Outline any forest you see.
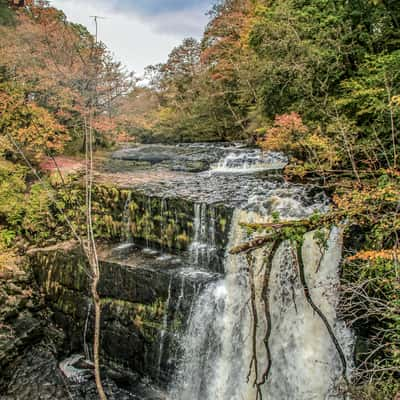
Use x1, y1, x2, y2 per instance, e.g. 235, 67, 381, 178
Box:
0, 0, 399, 399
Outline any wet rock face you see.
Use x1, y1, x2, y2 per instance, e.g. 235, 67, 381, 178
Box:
2, 344, 70, 400
2, 342, 155, 400
29, 247, 216, 385
0, 311, 43, 380
0, 263, 46, 392
92, 186, 233, 266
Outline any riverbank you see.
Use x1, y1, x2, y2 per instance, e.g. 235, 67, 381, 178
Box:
0, 143, 398, 399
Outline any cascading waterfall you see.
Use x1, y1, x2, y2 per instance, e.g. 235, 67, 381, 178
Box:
211, 150, 287, 173
40, 144, 357, 400
145, 197, 152, 248
122, 191, 132, 242
158, 277, 173, 378
169, 210, 255, 400
175, 274, 186, 320
169, 207, 353, 400
189, 203, 217, 267
160, 197, 167, 250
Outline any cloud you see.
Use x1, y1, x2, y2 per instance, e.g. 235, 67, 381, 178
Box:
50, 0, 212, 75
146, 8, 209, 35
54, 0, 212, 35
111, 0, 212, 16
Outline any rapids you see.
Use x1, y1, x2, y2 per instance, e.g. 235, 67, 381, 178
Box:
168, 210, 353, 400
38, 143, 353, 400
113, 144, 354, 399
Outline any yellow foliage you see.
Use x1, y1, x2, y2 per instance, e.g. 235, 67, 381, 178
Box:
0, 83, 68, 161
259, 112, 308, 156
347, 249, 400, 262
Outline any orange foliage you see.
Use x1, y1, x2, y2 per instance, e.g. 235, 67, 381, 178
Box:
259, 112, 308, 155
0, 84, 68, 160
201, 0, 255, 79
91, 115, 117, 136
0, 3, 134, 151
347, 249, 400, 262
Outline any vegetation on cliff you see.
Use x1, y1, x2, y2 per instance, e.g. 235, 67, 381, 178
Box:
0, 0, 398, 398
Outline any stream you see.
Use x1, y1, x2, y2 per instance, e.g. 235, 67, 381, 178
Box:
27, 144, 354, 399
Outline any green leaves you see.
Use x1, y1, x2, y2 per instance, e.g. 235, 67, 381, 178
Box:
0, 0, 14, 26
0, 159, 26, 230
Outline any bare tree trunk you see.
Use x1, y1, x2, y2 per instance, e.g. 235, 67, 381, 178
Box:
85, 111, 108, 400
91, 267, 107, 400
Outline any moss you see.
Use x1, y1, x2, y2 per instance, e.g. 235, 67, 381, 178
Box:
219, 218, 227, 232
164, 223, 176, 248
25, 179, 231, 252
153, 214, 164, 222
169, 317, 183, 332
176, 232, 189, 250
120, 190, 131, 201
101, 297, 166, 340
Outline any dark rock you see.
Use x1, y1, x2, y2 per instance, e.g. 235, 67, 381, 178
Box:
0, 311, 43, 371
28, 245, 218, 385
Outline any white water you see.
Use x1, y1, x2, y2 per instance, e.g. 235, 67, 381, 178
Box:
122, 191, 133, 243
211, 150, 287, 173
158, 277, 172, 378
59, 354, 92, 383
169, 208, 353, 400
189, 203, 217, 267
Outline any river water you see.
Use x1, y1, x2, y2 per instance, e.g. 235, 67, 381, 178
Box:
61, 144, 354, 399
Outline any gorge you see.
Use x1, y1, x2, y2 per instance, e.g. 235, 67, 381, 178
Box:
2, 144, 355, 400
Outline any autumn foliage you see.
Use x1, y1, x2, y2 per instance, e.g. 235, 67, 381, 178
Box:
0, 2, 134, 160
259, 112, 308, 156
0, 83, 68, 160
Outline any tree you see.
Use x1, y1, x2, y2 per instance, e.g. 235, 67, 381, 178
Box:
0, 82, 68, 161
0, 2, 134, 153
0, 0, 14, 25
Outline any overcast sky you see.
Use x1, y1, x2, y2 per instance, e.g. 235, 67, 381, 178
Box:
51, 0, 213, 78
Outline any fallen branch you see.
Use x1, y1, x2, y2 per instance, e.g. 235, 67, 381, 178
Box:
257, 241, 281, 391
294, 243, 349, 385
230, 234, 278, 254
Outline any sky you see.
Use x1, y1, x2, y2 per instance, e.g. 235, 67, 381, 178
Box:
51, 0, 213, 79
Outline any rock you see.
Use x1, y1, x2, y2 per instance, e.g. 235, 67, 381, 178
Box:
1, 344, 69, 400
0, 312, 43, 372
28, 245, 217, 385
5, 283, 23, 295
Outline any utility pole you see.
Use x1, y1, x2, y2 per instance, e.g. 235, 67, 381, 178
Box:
90, 15, 105, 44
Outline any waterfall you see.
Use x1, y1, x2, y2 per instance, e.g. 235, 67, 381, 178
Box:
160, 197, 167, 250
211, 150, 287, 173
189, 203, 217, 268
118, 191, 133, 248
158, 277, 173, 378
169, 209, 353, 400
169, 210, 254, 400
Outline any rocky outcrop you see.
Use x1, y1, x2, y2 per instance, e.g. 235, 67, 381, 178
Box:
28, 245, 214, 385
0, 263, 49, 395
89, 186, 232, 272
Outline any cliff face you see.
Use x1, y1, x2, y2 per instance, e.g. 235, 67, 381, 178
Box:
0, 178, 234, 398
27, 244, 216, 387
0, 260, 55, 396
